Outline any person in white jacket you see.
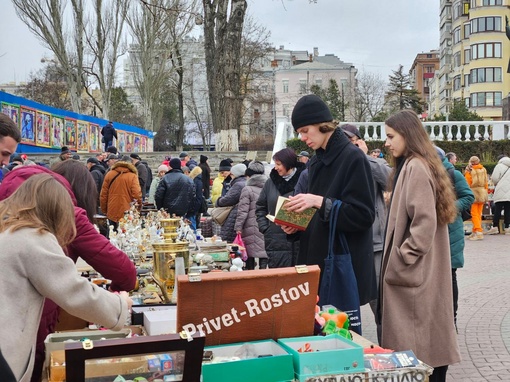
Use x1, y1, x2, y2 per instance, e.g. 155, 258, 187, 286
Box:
0, 174, 132, 381
487, 155, 510, 235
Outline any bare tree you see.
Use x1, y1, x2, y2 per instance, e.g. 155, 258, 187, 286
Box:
350, 70, 387, 122
239, 16, 273, 143
126, 0, 174, 132
13, 0, 86, 113
203, 0, 247, 151
83, 0, 130, 120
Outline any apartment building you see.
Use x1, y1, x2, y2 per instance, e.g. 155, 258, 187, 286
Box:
433, 0, 510, 120
410, 50, 440, 112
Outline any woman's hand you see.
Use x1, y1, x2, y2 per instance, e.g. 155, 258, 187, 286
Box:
279, 224, 298, 235
286, 193, 323, 212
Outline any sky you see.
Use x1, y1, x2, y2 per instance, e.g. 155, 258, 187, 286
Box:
0, 0, 439, 85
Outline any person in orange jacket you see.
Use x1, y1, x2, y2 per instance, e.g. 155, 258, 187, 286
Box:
464, 156, 488, 240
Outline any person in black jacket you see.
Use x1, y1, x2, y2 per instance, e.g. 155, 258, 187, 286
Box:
130, 153, 149, 200
199, 154, 211, 200
86, 157, 105, 199
282, 94, 377, 308
255, 148, 306, 268
101, 121, 117, 152
155, 158, 195, 217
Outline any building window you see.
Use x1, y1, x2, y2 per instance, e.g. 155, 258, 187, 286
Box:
470, 91, 502, 107
454, 52, 462, 67
464, 49, 470, 64
425, 65, 435, 73
471, 42, 502, 59
261, 85, 268, 93
470, 67, 502, 83
464, 74, 470, 87
454, 76, 462, 91
261, 103, 268, 112
453, 27, 461, 44
463, 23, 470, 39
470, 17, 501, 33
282, 80, 289, 93
483, 0, 502, 5
315, 79, 323, 88
282, 104, 290, 117
299, 80, 307, 94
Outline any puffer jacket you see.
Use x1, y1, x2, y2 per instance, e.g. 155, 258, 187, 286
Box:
465, 164, 488, 203
100, 161, 142, 222
216, 176, 247, 243
0, 165, 137, 382
211, 174, 225, 204
443, 158, 475, 269
492, 156, 510, 203
256, 164, 306, 268
155, 169, 195, 217
234, 174, 268, 259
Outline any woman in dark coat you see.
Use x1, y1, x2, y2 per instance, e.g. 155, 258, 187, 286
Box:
235, 161, 268, 269
282, 95, 377, 307
199, 155, 211, 200
216, 164, 247, 243
255, 148, 306, 268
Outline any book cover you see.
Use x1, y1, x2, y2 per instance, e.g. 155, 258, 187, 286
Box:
266, 196, 317, 231
364, 350, 420, 371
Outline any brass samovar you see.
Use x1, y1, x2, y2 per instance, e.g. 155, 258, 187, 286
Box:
152, 218, 190, 294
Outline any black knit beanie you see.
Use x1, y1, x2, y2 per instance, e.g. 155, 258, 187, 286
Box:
291, 94, 333, 131
218, 159, 232, 172
200, 154, 208, 164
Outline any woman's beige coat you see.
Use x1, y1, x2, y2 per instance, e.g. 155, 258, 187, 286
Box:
380, 157, 461, 368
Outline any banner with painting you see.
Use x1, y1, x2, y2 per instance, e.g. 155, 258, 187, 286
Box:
35, 111, 51, 147
51, 116, 64, 149
65, 118, 77, 150
1, 103, 20, 127
117, 131, 126, 152
20, 107, 36, 145
89, 123, 100, 152
77, 121, 89, 151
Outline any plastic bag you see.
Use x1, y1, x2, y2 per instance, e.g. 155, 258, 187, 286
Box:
233, 233, 248, 261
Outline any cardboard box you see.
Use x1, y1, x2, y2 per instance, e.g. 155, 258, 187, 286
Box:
278, 334, 364, 381
131, 303, 175, 325
202, 340, 294, 382
177, 265, 320, 346
143, 306, 177, 335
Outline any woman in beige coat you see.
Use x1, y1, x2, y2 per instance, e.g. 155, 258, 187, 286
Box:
381, 110, 460, 382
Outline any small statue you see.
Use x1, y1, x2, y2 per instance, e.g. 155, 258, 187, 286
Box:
230, 257, 244, 272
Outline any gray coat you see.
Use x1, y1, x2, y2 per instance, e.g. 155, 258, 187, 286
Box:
367, 156, 391, 252
234, 174, 268, 259
216, 176, 247, 243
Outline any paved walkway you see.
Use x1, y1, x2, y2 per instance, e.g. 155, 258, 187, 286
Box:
360, 233, 510, 381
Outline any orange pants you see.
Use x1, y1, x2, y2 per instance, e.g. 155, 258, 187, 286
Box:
471, 202, 484, 233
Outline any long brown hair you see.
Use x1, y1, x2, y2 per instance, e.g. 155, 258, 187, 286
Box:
52, 160, 98, 222
0, 174, 76, 247
385, 110, 457, 225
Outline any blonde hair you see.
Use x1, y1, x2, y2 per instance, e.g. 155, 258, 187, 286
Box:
189, 165, 202, 180
385, 110, 457, 225
0, 174, 76, 247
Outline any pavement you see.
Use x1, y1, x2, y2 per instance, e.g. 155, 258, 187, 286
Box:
360, 232, 510, 381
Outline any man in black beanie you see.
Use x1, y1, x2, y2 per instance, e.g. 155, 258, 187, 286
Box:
155, 157, 195, 217
281, 94, 377, 324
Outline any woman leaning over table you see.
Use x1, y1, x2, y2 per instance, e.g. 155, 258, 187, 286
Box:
381, 110, 460, 382
0, 174, 131, 382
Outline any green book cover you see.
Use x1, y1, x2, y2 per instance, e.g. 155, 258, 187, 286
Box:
266, 196, 317, 231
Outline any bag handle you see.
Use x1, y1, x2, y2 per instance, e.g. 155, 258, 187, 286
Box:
328, 199, 349, 256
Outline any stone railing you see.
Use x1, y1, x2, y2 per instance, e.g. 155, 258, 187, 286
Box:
350, 121, 510, 141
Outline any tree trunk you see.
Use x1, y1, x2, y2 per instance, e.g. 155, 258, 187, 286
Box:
203, 0, 247, 151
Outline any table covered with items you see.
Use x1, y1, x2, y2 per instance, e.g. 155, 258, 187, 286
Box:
44, 207, 433, 382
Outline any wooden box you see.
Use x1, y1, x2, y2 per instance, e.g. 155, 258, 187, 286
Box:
177, 265, 320, 346
63, 333, 205, 382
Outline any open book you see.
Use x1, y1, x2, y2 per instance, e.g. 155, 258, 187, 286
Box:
266, 196, 317, 231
